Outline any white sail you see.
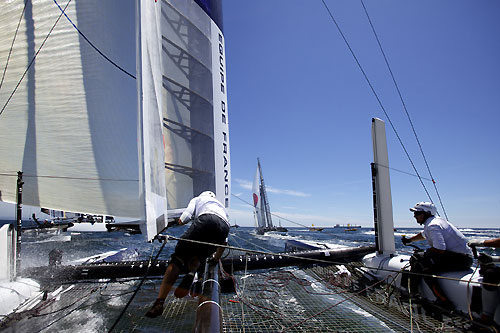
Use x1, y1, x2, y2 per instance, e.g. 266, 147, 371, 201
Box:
252, 165, 265, 229
138, 0, 168, 239
161, 0, 231, 212
0, 0, 167, 240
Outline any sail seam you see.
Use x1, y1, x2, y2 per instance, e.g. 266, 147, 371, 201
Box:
0, 173, 138, 182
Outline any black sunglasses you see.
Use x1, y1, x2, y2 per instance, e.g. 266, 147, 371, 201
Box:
413, 211, 425, 216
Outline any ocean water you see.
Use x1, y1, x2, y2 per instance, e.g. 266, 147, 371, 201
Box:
16, 225, 500, 268
4, 225, 500, 332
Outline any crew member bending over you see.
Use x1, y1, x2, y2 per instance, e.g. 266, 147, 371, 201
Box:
146, 191, 230, 318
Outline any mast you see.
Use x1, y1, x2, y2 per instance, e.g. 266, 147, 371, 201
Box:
371, 118, 395, 254
15, 171, 23, 277
257, 158, 273, 228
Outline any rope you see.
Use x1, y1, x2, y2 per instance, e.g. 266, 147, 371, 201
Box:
0, 0, 73, 118
231, 194, 309, 228
0, 0, 28, 91
35, 289, 96, 333
108, 239, 167, 332
319, 0, 435, 203
232, 193, 351, 238
230, 232, 277, 254
51, 0, 136, 80
374, 163, 433, 182
467, 264, 480, 321
164, 233, 497, 288
240, 253, 249, 333
359, 0, 448, 220
408, 272, 414, 333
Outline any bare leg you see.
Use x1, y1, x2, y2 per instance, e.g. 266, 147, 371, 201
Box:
158, 262, 181, 299
145, 263, 181, 318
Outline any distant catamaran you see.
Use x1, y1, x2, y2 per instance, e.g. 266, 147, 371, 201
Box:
252, 158, 287, 235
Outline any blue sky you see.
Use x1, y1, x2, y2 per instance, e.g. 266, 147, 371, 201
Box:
1, 1, 498, 229
224, 0, 500, 228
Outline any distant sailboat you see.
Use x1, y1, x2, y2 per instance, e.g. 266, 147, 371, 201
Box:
252, 158, 287, 234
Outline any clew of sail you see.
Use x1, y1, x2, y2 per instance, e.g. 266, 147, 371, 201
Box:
0, 0, 167, 240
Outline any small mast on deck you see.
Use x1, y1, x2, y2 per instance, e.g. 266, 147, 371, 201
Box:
371, 118, 395, 255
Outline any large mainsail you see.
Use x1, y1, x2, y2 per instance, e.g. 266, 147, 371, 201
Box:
0, 0, 167, 240
161, 0, 231, 212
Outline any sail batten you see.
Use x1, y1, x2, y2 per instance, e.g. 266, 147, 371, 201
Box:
162, 0, 230, 211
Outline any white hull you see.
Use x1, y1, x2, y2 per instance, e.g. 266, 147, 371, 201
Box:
0, 278, 40, 317
363, 253, 500, 323
67, 222, 107, 232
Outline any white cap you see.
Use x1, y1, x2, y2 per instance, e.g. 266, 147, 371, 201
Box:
200, 191, 216, 198
409, 202, 437, 216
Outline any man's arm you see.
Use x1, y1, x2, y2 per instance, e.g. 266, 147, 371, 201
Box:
178, 197, 197, 225
484, 237, 500, 248
406, 232, 425, 243
211, 242, 227, 262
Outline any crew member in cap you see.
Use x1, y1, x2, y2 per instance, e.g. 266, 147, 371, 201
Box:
402, 202, 472, 306
146, 191, 230, 318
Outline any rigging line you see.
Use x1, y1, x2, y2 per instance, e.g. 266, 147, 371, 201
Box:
52, 0, 136, 80
36, 291, 96, 333
164, 235, 499, 288
0, 0, 72, 118
319, 0, 434, 203
108, 239, 167, 333
374, 163, 433, 182
231, 193, 355, 238
0, 0, 28, 91
230, 232, 276, 254
231, 194, 308, 228
360, 0, 448, 220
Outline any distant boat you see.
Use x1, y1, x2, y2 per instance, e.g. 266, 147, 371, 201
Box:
334, 223, 361, 229
275, 219, 288, 232
252, 158, 287, 234
309, 224, 324, 232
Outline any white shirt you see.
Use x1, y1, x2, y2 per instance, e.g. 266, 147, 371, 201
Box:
421, 216, 472, 256
179, 194, 229, 227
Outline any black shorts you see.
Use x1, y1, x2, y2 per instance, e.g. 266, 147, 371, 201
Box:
171, 214, 229, 272
410, 249, 472, 273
